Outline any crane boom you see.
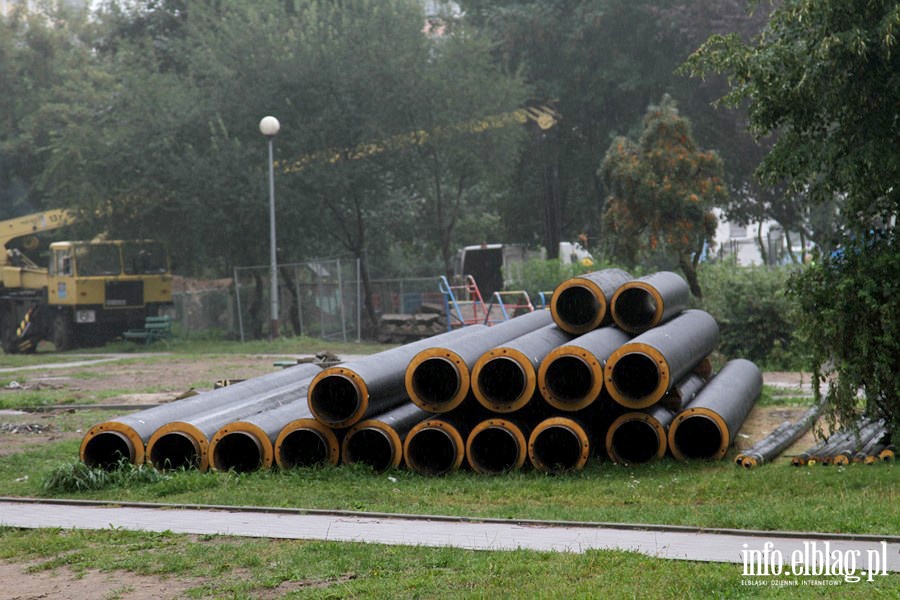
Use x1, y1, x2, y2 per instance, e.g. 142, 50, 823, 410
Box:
1, 209, 76, 267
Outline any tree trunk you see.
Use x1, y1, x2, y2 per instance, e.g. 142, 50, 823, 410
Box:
756, 221, 768, 265
356, 250, 379, 336
279, 264, 302, 336
539, 130, 562, 259
679, 256, 702, 299
784, 229, 798, 263
247, 271, 264, 340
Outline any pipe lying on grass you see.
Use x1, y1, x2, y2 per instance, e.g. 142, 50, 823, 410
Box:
406, 311, 553, 413
528, 416, 592, 472
831, 421, 885, 465
275, 418, 341, 468
537, 326, 631, 412
610, 271, 690, 334
466, 417, 529, 474
606, 404, 676, 464
605, 310, 719, 410
736, 421, 792, 466
342, 402, 429, 472
550, 268, 632, 334
308, 325, 485, 429
668, 359, 762, 461
471, 324, 574, 413
740, 403, 822, 469
146, 373, 319, 471
80, 363, 323, 469
403, 414, 475, 476
207, 380, 320, 472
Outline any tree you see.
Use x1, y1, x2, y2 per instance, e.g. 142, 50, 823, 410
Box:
685, 0, 900, 437
599, 96, 727, 298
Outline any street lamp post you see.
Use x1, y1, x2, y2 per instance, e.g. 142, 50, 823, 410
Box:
259, 116, 281, 339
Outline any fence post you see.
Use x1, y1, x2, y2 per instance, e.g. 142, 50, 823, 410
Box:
337, 258, 347, 342
233, 267, 245, 343
294, 265, 304, 338
356, 258, 362, 342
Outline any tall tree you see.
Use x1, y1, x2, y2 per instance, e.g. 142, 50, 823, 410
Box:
686, 0, 900, 437
599, 96, 727, 297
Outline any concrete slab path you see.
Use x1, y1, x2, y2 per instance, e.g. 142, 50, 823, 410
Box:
1, 500, 897, 572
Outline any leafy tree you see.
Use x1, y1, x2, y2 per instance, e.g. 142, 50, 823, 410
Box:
599, 96, 727, 298
686, 0, 900, 436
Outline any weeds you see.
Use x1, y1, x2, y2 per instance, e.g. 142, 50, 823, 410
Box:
41, 459, 168, 493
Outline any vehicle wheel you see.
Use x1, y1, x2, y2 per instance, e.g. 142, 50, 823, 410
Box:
52, 312, 75, 352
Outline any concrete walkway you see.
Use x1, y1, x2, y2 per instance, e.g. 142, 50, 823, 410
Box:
1, 500, 897, 572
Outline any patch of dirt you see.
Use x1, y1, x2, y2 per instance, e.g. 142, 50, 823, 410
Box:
254, 574, 356, 598
0, 561, 203, 600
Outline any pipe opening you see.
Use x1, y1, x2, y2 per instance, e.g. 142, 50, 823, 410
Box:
544, 356, 594, 404
615, 288, 657, 331
555, 285, 600, 328
406, 428, 457, 475
469, 427, 520, 474
610, 353, 660, 400
279, 429, 328, 468
532, 426, 583, 471
309, 375, 360, 425
149, 433, 199, 470
82, 432, 134, 469
411, 357, 459, 407
213, 432, 262, 473
611, 420, 659, 464
478, 357, 526, 406
673, 415, 723, 459
346, 428, 395, 473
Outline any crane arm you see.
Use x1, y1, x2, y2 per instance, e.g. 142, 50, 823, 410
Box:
0, 209, 76, 267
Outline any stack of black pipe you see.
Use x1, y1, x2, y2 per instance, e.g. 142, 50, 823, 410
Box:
791, 418, 893, 466
82, 268, 772, 474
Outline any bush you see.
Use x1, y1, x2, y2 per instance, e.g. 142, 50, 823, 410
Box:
698, 260, 802, 370
790, 233, 900, 440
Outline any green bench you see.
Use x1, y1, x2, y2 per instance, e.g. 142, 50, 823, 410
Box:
123, 315, 174, 345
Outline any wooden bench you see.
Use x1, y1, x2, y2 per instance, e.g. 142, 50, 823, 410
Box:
123, 315, 174, 345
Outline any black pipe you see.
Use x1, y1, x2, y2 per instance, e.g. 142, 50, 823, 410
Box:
472, 324, 574, 413
610, 271, 690, 334
538, 326, 631, 412
852, 424, 889, 463
550, 268, 632, 334
831, 420, 884, 465
403, 413, 476, 476
308, 325, 486, 428
80, 363, 324, 469
466, 418, 529, 474
406, 310, 553, 413
342, 402, 430, 472
668, 359, 762, 461
606, 404, 676, 464
736, 421, 792, 466
528, 416, 592, 472
275, 418, 341, 468
660, 373, 707, 411
147, 375, 319, 472
605, 309, 719, 409
741, 403, 822, 468
208, 383, 320, 472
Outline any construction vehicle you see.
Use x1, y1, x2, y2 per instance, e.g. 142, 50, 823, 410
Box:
0, 210, 173, 353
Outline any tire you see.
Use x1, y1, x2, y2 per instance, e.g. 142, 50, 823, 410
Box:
52, 312, 76, 352
0, 306, 18, 354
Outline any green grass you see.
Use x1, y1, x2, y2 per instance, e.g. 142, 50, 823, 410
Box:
757, 384, 814, 407
0, 527, 895, 598
1, 439, 896, 535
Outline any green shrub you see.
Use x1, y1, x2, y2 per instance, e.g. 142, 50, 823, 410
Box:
697, 260, 802, 370
41, 459, 168, 493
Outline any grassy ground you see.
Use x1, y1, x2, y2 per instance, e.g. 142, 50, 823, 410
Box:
0, 527, 896, 599
0, 436, 896, 535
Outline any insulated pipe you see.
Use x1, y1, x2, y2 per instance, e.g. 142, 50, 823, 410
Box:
878, 445, 895, 462
736, 421, 792, 466
793, 436, 833, 467
610, 271, 690, 334
275, 418, 341, 468
550, 268, 632, 334
80, 363, 322, 469
406, 311, 553, 413
466, 418, 529, 474
605, 310, 719, 409
852, 426, 889, 463
309, 325, 485, 429
806, 430, 855, 466
668, 359, 762, 461
832, 421, 884, 465
471, 324, 574, 413
403, 414, 473, 476
538, 327, 631, 412
605, 404, 676, 464
660, 373, 707, 411
741, 403, 823, 469
342, 402, 429, 472
208, 382, 316, 472
146, 375, 318, 471
528, 416, 592, 472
